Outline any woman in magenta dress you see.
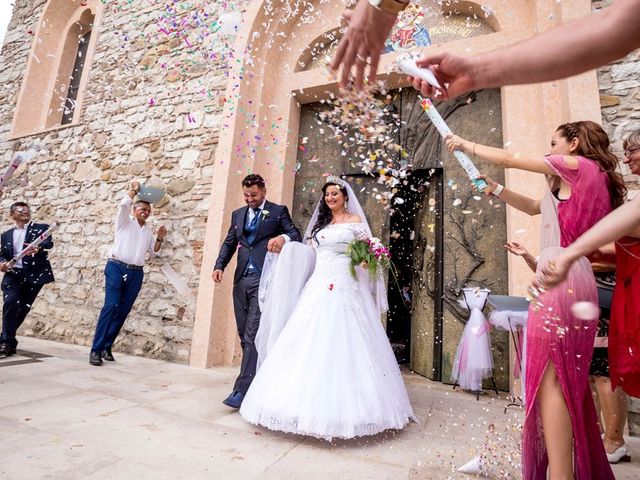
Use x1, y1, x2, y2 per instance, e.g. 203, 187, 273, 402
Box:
538, 129, 640, 463
446, 121, 626, 479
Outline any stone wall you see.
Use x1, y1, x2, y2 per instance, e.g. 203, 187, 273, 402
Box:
0, 1, 240, 362
593, 0, 640, 434
594, 0, 640, 195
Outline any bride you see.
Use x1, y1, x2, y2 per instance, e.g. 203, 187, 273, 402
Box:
239, 176, 415, 441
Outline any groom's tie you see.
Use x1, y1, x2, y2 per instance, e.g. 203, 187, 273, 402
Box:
245, 207, 261, 245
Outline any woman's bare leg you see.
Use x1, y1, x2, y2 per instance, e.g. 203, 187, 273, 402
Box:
539, 362, 574, 479
594, 376, 627, 453
590, 376, 605, 434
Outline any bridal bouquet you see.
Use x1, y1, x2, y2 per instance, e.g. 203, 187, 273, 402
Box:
346, 233, 392, 280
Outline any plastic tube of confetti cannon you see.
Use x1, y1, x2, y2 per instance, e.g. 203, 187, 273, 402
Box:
6, 223, 58, 268
419, 97, 488, 192
0, 150, 35, 190
397, 57, 442, 89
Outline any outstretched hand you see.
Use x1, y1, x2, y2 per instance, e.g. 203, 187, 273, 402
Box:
533, 252, 573, 290
504, 242, 529, 257
409, 52, 477, 99
331, 0, 398, 90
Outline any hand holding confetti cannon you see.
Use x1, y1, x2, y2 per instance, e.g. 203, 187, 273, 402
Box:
418, 98, 488, 192
3, 223, 58, 270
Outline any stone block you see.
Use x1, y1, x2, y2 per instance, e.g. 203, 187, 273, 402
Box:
167, 180, 195, 196
599, 95, 620, 107
166, 70, 182, 83
74, 160, 101, 182
611, 61, 640, 81
130, 162, 146, 175
179, 149, 200, 169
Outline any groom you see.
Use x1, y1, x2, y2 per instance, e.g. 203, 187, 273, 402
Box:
213, 174, 302, 408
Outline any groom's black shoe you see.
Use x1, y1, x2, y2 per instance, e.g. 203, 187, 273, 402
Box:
101, 349, 115, 361
222, 391, 244, 409
89, 351, 103, 366
0, 343, 16, 357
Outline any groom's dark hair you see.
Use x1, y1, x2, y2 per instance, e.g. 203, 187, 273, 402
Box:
242, 174, 265, 189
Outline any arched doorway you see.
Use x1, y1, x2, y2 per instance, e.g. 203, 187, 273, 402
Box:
191, 0, 603, 389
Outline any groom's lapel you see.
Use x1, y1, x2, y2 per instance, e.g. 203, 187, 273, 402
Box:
3, 229, 14, 259
253, 200, 273, 241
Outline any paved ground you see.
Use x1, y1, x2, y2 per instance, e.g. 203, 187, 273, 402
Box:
1, 337, 638, 480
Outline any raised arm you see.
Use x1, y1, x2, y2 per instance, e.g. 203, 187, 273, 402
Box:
537, 195, 640, 288
478, 174, 541, 216
412, 0, 640, 99
445, 135, 555, 175
117, 182, 139, 231
330, 0, 405, 89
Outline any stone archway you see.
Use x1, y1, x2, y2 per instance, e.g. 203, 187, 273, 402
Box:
11, 0, 103, 137
190, 0, 603, 375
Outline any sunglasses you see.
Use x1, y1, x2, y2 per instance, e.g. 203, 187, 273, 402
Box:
624, 145, 640, 157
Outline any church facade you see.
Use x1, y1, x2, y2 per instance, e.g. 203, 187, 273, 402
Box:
0, 0, 638, 393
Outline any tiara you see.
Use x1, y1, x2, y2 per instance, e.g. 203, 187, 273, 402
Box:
325, 175, 348, 188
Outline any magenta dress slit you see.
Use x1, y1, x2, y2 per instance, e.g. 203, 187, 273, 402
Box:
522, 155, 615, 479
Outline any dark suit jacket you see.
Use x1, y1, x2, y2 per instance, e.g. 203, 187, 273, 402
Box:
0, 222, 55, 286
214, 201, 302, 284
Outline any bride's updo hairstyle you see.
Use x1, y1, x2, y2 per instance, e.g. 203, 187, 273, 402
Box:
310, 177, 349, 241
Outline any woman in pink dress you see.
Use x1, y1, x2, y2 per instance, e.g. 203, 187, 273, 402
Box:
446, 121, 626, 480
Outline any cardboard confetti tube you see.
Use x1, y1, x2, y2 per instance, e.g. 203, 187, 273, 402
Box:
419, 98, 488, 192
6, 223, 58, 269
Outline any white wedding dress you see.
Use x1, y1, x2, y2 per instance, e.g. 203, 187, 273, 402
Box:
239, 222, 416, 441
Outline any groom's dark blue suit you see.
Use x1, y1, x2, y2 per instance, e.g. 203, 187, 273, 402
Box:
0, 223, 54, 350
215, 200, 301, 396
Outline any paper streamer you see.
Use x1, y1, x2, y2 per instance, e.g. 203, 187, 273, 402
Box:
7, 223, 58, 268
419, 98, 488, 192
160, 264, 193, 298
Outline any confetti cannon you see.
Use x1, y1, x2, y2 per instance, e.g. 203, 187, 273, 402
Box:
5, 223, 58, 269
0, 149, 38, 191
419, 97, 489, 192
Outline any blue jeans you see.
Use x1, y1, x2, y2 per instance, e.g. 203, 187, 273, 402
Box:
91, 260, 143, 353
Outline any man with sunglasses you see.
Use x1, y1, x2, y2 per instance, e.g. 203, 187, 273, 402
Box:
0, 202, 54, 357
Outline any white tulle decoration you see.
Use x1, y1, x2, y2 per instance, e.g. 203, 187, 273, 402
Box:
451, 288, 494, 391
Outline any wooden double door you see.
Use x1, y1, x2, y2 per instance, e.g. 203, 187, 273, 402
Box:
292, 88, 510, 389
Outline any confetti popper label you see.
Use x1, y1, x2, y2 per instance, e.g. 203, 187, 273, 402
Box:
7, 223, 58, 268
419, 98, 488, 192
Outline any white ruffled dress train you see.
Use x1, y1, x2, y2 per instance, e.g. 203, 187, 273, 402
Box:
239, 223, 415, 441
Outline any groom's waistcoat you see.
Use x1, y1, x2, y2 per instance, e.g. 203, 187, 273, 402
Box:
214, 200, 302, 284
